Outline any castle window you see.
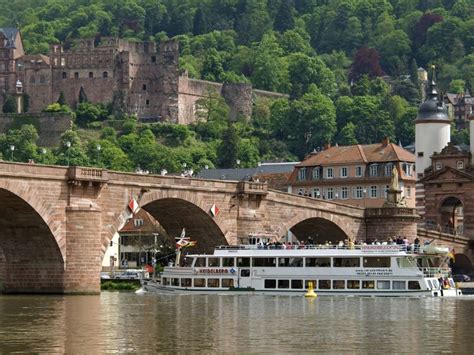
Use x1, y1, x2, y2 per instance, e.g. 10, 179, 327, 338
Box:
62, 72, 67, 79
146, 99, 150, 106
89, 72, 93, 78
313, 188, 320, 198
457, 161, 464, 170
340, 167, 347, 178
30, 76, 36, 84
327, 187, 334, 200
74, 72, 79, 79
61, 58, 65, 66
341, 187, 348, 199
142, 84, 147, 90
370, 185, 378, 198
39, 75, 45, 84
151, 55, 156, 63
418, 152, 424, 157
103, 71, 108, 78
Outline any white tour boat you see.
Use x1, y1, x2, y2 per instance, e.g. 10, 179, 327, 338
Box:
141, 243, 462, 297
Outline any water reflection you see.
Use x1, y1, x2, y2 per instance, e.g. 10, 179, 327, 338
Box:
0, 293, 473, 353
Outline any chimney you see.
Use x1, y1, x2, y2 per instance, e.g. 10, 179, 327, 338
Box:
324, 143, 331, 150
382, 137, 389, 146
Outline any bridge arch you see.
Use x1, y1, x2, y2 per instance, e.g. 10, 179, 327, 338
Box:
138, 190, 227, 252
280, 210, 356, 243
438, 196, 464, 235
0, 185, 64, 293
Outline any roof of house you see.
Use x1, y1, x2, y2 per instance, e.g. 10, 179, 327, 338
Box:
119, 209, 160, 234
296, 142, 415, 168
0, 28, 19, 48
197, 162, 299, 181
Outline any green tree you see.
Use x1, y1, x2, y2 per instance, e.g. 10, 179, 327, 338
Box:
2, 95, 17, 113
57, 91, 66, 106
193, 7, 208, 35
217, 122, 240, 168
1, 124, 39, 162
448, 79, 466, 94
274, 0, 295, 32
78, 86, 88, 104
337, 122, 358, 145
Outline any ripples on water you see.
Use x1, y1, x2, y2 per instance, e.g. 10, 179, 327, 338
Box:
0, 293, 473, 353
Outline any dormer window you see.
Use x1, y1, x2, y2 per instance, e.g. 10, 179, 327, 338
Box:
457, 161, 464, 170
403, 163, 413, 176
369, 164, 378, 177
312, 167, 320, 180
298, 168, 306, 181
326, 167, 333, 179
435, 162, 443, 170
384, 163, 393, 176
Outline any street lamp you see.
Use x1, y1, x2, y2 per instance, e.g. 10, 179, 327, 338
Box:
10, 145, 14, 161
66, 141, 71, 166
236, 159, 241, 181
96, 144, 101, 165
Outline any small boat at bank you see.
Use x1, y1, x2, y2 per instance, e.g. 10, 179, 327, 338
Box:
140, 243, 462, 297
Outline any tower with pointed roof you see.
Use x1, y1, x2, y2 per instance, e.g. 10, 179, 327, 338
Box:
415, 65, 451, 179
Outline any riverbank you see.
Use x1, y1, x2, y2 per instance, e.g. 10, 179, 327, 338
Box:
100, 280, 140, 291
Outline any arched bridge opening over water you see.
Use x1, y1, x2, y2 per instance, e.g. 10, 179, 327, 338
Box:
0, 162, 469, 294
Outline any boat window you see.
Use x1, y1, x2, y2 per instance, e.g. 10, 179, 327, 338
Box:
377, 280, 390, 289
222, 279, 234, 288
333, 280, 345, 289
207, 279, 220, 288
171, 278, 180, 286
319, 280, 331, 289
432, 279, 440, 289
278, 257, 303, 267
194, 278, 205, 287
362, 281, 375, 289
392, 281, 406, 290
237, 257, 250, 267
195, 258, 206, 267
306, 257, 331, 267
408, 281, 421, 290
241, 269, 250, 277
278, 280, 290, 289
162, 277, 169, 286
291, 280, 303, 289
363, 257, 391, 268
305, 280, 317, 289
208, 258, 220, 267
222, 257, 235, 267
264, 279, 276, 289
396, 257, 416, 268
181, 278, 192, 287
426, 279, 433, 289
252, 257, 276, 267
333, 258, 360, 267
347, 280, 360, 289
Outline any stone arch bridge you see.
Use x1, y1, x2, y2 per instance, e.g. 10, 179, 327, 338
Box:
0, 162, 469, 294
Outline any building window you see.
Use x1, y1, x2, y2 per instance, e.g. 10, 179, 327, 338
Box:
327, 187, 334, 200
89, 72, 93, 78
74, 72, 79, 79
312, 167, 320, 180
370, 185, 377, 198
384, 185, 389, 198
39, 75, 45, 84
151, 55, 156, 63
406, 186, 411, 198
369, 164, 378, 177
103, 71, 108, 78
142, 84, 147, 90
133, 219, 144, 228
61, 58, 65, 66
62, 72, 67, 79
418, 152, 424, 157
340, 167, 347, 178
341, 187, 348, 199
326, 167, 333, 179
30, 76, 36, 84
297, 168, 306, 181
355, 166, 363, 177
403, 163, 413, 176
355, 186, 363, 199
146, 99, 150, 106
435, 162, 442, 170
457, 161, 464, 170
384, 163, 393, 176
313, 188, 320, 199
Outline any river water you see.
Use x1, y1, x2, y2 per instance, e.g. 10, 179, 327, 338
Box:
0, 292, 473, 353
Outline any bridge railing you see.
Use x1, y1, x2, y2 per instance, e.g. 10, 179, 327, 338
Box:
418, 221, 464, 236
68, 166, 108, 183
237, 181, 268, 195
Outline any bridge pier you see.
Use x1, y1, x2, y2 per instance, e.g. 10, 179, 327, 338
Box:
364, 207, 419, 241
63, 206, 102, 294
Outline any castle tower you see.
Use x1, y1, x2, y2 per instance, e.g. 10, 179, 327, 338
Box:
415, 66, 450, 218
415, 66, 450, 178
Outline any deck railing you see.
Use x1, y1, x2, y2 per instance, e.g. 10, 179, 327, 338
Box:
215, 244, 428, 253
